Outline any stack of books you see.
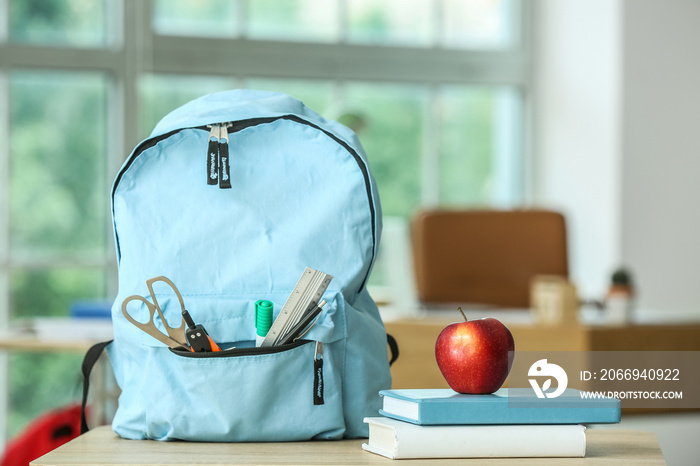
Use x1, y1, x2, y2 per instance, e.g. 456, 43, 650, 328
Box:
362, 388, 620, 460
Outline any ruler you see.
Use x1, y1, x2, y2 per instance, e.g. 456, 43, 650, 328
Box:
260, 267, 333, 347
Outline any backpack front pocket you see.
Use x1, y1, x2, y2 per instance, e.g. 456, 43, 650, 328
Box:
131, 338, 344, 442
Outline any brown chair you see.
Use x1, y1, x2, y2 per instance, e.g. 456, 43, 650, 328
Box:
411, 209, 568, 308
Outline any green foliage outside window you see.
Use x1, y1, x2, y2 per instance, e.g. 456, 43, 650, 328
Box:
9, 72, 109, 259
343, 83, 425, 219
9, 0, 108, 47
6, 70, 110, 437
440, 87, 498, 206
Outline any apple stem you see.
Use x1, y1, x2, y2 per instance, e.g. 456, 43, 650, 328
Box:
458, 307, 468, 322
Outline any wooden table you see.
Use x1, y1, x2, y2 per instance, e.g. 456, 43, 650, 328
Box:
31, 426, 664, 465
385, 319, 700, 389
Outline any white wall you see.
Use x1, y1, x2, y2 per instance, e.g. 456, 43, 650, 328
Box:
532, 0, 700, 318
531, 0, 623, 299
620, 0, 700, 317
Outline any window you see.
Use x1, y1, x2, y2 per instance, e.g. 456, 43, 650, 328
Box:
8, 0, 109, 47
0, 0, 528, 442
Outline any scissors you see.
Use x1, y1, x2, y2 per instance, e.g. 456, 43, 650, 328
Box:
121, 276, 188, 348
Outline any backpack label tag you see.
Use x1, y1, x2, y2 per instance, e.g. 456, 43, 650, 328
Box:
313, 342, 324, 406
207, 125, 219, 185
219, 124, 231, 189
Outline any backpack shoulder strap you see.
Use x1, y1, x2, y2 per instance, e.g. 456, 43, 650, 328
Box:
80, 340, 113, 434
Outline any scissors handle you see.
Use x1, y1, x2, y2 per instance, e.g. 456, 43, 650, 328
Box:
121, 296, 183, 348
121, 276, 189, 348
145, 276, 188, 345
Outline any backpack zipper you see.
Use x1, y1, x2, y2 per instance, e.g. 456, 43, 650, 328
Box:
313, 341, 324, 405
113, 115, 377, 291
168, 337, 309, 358
206, 125, 219, 186
206, 123, 232, 189
218, 123, 232, 189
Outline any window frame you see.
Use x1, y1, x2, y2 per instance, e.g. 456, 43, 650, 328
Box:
0, 0, 532, 443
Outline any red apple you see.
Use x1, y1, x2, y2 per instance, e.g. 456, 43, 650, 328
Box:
435, 309, 515, 394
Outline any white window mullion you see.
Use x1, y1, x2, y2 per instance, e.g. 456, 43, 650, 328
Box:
336, 0, 347, 44
105, 0, 134, 298
492, 88, 522, 207
421, 85, 440, 207
0, 0, 8, 43
327, 79, 345, 123
0, 70, 8, 288
424, 0, 444, 206
431, 0, 443, 48
503, 0, 521, 48
0, 71, 8, 326
518, 1, 534, 204
108, 0, 124, 50
124, 0, 152, 149
0, 69, 10, 450
237, 0, 247, 38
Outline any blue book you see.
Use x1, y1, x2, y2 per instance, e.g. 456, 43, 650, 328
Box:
379, 388, 620, 425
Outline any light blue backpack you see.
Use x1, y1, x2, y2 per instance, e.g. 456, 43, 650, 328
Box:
81, 90, 395, 441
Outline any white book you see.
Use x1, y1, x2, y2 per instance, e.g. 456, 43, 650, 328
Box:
362, 417, 586, 460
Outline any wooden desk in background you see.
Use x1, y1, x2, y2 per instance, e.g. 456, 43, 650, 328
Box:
0, 335, 100, 353
32, 426, 665, 465
385, 319, 700, 389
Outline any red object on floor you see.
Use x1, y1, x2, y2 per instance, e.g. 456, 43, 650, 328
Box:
1, 404, 83, 466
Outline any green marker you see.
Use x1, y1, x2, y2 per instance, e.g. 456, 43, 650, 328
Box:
255, 300, 273, 347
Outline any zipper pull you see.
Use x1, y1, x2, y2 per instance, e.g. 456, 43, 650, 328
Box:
182, 310, 222, 353
313, 341, 324, 405
218, 123, 232, 189
206, 124, 220, 186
